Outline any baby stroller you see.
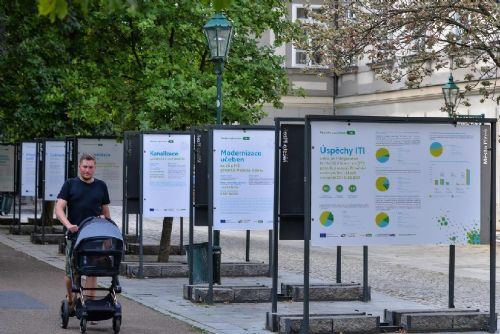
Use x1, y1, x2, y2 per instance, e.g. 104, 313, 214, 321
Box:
60, 217, 124, 333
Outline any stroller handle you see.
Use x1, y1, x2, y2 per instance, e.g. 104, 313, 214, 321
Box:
78, 216, 117, 230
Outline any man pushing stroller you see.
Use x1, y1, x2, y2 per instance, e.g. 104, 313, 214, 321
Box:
55, 153, 111, 313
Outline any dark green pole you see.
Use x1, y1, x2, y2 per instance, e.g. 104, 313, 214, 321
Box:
489, 121, 497, 333
215, 60, 224, 125
214, 60, 224, 247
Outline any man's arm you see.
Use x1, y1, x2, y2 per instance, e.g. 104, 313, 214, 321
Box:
101, 204, 111, 219
55, 198, 78, 233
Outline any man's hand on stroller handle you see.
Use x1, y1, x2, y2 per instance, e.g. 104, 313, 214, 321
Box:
67, 223, 79, 233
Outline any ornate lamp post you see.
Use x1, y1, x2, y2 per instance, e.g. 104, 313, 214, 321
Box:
442, 75, 462, 310
203, 12, 234, 124
203, 13, 234, 286
442, 74, 460, 118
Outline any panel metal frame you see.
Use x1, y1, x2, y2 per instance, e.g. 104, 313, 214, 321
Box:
302, 115, 497, 333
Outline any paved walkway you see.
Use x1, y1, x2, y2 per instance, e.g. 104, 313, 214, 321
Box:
0, 227, 429, 334
0, 241, 201, 334
1, 204, 499, 333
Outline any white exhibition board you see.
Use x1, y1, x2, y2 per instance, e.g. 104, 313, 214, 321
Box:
142, 134, 190, 217
21, 142, 37, 197
310, 121, 481, 246
213, 129, 275, 230
77, 138, 124, 204
0, 145, 15, 192
44, 141, 66, 200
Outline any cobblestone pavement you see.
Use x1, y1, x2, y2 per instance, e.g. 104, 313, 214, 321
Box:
117, 206, 499, 313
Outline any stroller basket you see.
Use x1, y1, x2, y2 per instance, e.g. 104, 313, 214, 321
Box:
73, 217, 124, 277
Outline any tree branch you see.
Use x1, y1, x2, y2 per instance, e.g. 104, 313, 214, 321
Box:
128, 19, 143, 69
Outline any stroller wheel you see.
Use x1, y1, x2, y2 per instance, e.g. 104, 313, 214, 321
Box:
113, 315, 121, 334
80, 318, 87, 333
60, 300, 69, 329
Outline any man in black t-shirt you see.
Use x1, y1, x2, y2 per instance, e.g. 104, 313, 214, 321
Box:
55, 153, 111, 311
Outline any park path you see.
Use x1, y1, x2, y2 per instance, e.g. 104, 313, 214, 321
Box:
0, 241, 202, 334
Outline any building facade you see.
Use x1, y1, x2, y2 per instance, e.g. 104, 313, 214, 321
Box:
259, 1, 499, 124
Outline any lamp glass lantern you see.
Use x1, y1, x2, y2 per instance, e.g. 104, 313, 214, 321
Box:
203, 13, 233, 62
442, 74, 460, 115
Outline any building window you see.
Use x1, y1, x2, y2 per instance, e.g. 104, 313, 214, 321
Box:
295, 50, 308, 65
291, 4, 323, 68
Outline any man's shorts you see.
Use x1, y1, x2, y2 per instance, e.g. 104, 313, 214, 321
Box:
65, 238, 74, 278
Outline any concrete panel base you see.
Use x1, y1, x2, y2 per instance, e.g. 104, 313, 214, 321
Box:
30, 233, 65, 244
266, 312, 364, 332
11, 224, 63, 235
126, 243, 185, 256
384, 308, 494, 332
25, 218, 61, 226
27, 218, 44, 225
184, 284, 272, 303
121, 261, 269, 278
276, 314, 379, 334
281, 283, 369, 301
0, 218, 20, 225
222, 262, 270, 277
124, 234, 139, 244
401, 312, 491, 332
120, 262, 189, 278
9, 224, 35, 235
384, 308, 479, 326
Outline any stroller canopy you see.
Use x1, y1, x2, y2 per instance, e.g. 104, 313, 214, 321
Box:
74, 217, 123, 250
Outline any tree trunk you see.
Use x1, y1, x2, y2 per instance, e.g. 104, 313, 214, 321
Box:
158, 217, 173, 262
40, 200, 55, 226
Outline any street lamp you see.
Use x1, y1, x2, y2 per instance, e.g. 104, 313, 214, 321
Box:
203, 12, 234, 289
442, 74, 460, 117
203, 12, 234, 124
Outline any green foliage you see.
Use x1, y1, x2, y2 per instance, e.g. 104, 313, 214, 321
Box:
38, 0, 68, 22
200, 0, 234, 11
39, 0, 235, 20
0, 1, 86, 141
1, 0, 291, 142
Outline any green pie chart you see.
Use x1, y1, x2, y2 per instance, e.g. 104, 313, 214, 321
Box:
430, 142, 443, 157
376, 176, 390, 192
319, 211, 334, 227
376, 147, 390, 163
375, 212, 390, 228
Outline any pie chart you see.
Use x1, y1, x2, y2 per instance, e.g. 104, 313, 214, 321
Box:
430, 142, 443, 157
319, 211, 334, 227
375, 212, 390, 228
376, 147, 390, 163
376, 176, 390, 192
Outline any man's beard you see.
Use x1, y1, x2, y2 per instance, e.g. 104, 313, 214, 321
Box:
80, 174, 93, 181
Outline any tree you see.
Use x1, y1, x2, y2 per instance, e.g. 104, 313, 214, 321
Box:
2, 1, 294, 259
0, 1, 113, 143
3, 0, 293, 136
0, 0, 116, 226
296, 0, 500, 105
